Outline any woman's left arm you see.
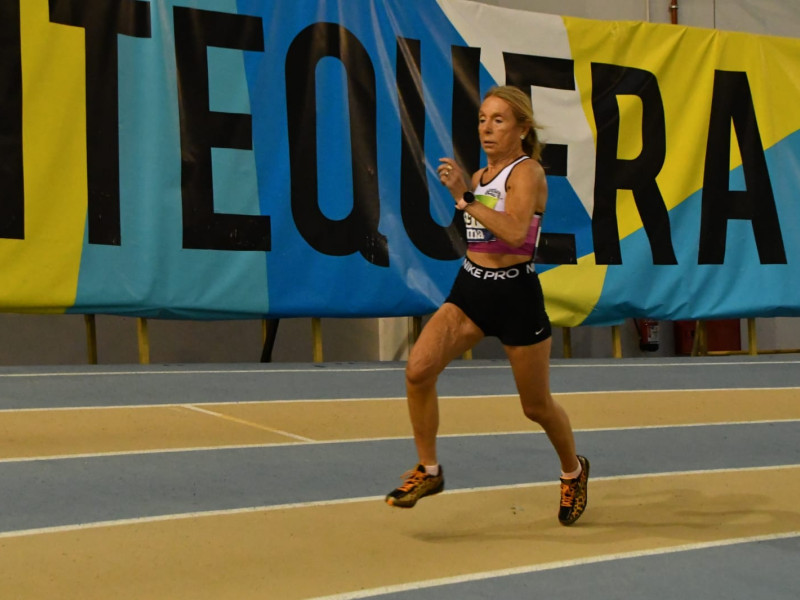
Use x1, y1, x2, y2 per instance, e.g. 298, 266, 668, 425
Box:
460, 160, 547, 248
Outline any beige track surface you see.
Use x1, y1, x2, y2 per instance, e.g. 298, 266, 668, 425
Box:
1, 467, 798, 599
1, 388, 798, 459
1, 387, 798, 599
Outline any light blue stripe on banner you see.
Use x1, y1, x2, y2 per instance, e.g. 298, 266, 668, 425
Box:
72, 0, 268, 318
593, 128, 800, 325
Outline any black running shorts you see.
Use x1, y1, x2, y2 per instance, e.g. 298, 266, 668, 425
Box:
444, 257, 552, 346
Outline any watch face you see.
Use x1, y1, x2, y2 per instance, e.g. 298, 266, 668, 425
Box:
464, 192, 475, 204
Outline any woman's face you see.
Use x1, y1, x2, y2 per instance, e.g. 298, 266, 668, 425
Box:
478, 96, 525, 158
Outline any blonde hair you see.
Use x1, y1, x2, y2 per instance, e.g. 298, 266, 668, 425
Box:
483, 86, 544, 160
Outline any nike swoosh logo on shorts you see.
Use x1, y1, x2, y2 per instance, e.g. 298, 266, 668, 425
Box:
535, 327, 545, 335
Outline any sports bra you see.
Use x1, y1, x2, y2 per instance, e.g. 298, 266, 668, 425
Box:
465, 156, 541, 257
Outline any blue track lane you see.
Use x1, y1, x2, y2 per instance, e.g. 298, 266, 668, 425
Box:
2, 357, 800, 409
377, 537, 800, 600
0, 422, 797, 533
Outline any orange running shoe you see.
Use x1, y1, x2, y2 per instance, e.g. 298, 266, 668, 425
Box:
558, 455, 590, 525
385, 464, 444, 508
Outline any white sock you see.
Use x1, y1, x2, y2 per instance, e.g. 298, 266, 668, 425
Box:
561, 462, 582, 479
424, 464, 440, 476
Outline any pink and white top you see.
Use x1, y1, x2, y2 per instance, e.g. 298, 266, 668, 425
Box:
465, 156, 541, 257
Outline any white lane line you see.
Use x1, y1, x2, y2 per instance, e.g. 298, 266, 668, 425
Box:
181, 405, 314, 442
0, 397, 408, 412
0, 443, 304, 464
0, 419, 797, 464
0, 367, 408, 377
0, 495, 376, 539
550, 360, 800, 368
307, 530, 800, 600
0, 464, 796, 540
0, 358, 798, 378
1, 386, 798, 413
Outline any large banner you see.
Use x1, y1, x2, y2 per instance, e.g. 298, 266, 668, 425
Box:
2, 0, 799, 325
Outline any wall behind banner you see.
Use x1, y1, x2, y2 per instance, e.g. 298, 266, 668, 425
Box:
3, 0, 800, 365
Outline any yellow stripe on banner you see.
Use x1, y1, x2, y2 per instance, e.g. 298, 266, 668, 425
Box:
3, 2, 88, 311
541, 254, 606, 328
563, 18, 800, 241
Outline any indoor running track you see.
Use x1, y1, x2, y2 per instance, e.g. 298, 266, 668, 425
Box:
0, 356, 798, 599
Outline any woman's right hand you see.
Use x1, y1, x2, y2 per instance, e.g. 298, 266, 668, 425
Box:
437, 158, 468, 200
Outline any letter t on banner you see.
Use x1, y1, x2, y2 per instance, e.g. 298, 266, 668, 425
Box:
49, 0, 152, 246
173, 6, 270, 251
0, 0, 23, 240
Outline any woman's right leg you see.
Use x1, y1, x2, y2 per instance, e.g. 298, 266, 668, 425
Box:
405, 302, 483, 465
386, 303, 483, 508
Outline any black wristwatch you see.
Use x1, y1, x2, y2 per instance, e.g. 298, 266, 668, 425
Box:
462, 191, 475, 204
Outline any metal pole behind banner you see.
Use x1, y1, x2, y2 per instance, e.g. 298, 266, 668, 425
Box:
311, 318, 323, 363
747, 318, 758, 355
691, 320, 707, 356
260, 319, 280, 363
84, 315, 98, 364
411, 316, 421, 345
562, 327, 572, 358
137, 318, 150, 364
611, 325, 622, 358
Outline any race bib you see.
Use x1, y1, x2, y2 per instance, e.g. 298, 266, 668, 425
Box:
464, 194, 499, 242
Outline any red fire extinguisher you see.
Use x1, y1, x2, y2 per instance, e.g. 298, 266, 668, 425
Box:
635, 318, 660, 352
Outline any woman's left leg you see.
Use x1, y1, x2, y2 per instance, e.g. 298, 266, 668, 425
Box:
505, 338, 590, 525
504, 338, 578, 473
